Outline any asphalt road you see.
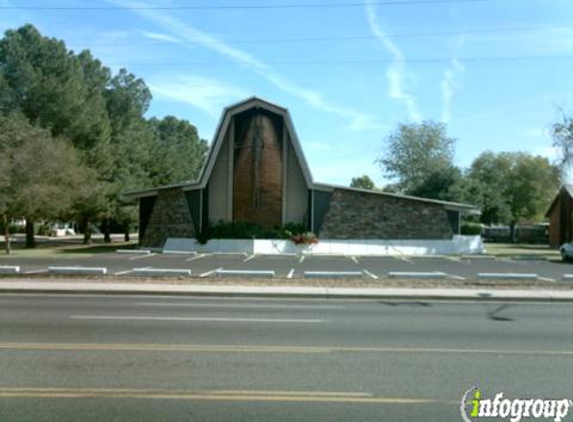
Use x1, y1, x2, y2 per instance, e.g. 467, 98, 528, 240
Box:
1, 293, 573, 421
1, 252, 573, 280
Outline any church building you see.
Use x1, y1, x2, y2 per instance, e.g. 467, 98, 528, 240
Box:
124, 97, 479, 248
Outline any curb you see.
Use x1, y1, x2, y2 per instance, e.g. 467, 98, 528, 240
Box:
1, 283, 573, 302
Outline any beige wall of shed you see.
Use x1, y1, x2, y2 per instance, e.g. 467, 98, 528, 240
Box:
208, 134, 231, 223
284, 134, 308, 225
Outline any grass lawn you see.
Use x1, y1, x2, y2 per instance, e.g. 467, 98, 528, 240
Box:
0, 236, 138, 258
484, 243, 560, 260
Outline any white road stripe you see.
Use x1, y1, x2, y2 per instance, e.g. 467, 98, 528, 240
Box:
200, 267, 222, 278
129, 253, 157, 261
136, 303, 344, 310
70, 315, 324, 323
186, 254, 207, 262
24, 269, 48, 274
398, 256, 414, 264
538, 276, 555, 283
447, 274, 466, 280
287, 268, 295, 279
114, 269, 134, 275
243, 254, 256, 262
299, 255, 305, 263
362, 269, 378, 279
351, 256, 359, 264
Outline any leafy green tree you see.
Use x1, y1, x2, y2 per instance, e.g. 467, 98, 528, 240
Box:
0, 25, 209, 245
350, 175, 375, 190
407, 166, 465, 202
552, 112, 573, 179
376, 121, 460, 200
0, 25, 113, 245
96, 68, 155, 242
148, 116, 209, 186
0, 114, 94, 253
466, 151, 560, 239
0, 25, 110, 148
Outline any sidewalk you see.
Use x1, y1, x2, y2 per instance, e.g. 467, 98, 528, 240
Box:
1, 280, 573, 302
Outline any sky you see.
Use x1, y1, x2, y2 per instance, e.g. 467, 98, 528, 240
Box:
1, 0, 573, 187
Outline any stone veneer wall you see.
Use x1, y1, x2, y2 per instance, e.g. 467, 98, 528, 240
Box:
319, 188, 453, 240
141, 188, 195, 247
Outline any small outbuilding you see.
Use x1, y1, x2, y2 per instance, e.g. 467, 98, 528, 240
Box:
124, 97, 480, 252
545, 185, 573, 247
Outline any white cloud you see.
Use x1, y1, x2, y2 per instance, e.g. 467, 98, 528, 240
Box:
346, 115, 388, 131
523, 128, 551, 139
440, 36, 465, 124
364, 0, 421, 121
107, 0, 380, 131
139, 30, 180, 44
441, 58, 465, 123
148, 74, 248, 116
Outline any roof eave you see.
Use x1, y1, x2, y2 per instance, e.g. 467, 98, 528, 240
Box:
312, 182, 481, 214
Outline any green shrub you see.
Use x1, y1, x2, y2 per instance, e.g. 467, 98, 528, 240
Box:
196, 221, 318, 245
461, 222, 482, 235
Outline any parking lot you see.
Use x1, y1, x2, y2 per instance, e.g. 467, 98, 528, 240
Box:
1, 251, 573, 282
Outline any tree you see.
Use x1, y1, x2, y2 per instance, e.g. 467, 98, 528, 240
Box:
407, 166, 464, 202
96, 68, 155, 242
350, 175, 375, 190
376, 121, 460, 200
0, 25, 110, 148
0, 25, 113, 246
466, 151, 560, 239
148, 116, 209, 187
552, 112, 573, 180
0, 25, 210, 245
0, 114, 94, 253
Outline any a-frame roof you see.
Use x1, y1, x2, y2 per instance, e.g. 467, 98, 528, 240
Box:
124, 96, 313, 200
545, 184, 573, 217
197, 96, 313, 189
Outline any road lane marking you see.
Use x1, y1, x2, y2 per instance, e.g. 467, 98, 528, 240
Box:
362, 269, 378, 279
447, 274, 466, 280
394, 256, 414, 264
69, 316, 325, 323
0, 388, 372, 397
129, 253, 157, 260
351, 256, 359, 264
0, 388, 451, 404
298, 255, 305, 263
199, 267, 222, 278
186, 254, 207, 262
2, 342, 573, 357
114, 269, 134, 275
538, 276, 556, 282
287, 268, 295, 279
243, 254, 256, 262
24, 269, 48, 274
135, 302, 344, 309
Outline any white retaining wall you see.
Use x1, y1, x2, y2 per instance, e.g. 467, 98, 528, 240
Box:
163, 235, 484, 256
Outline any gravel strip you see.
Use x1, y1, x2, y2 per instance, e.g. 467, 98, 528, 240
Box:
0, 274, 572, 290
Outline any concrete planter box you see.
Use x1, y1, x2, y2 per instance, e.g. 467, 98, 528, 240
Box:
162, 235, 483, 256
